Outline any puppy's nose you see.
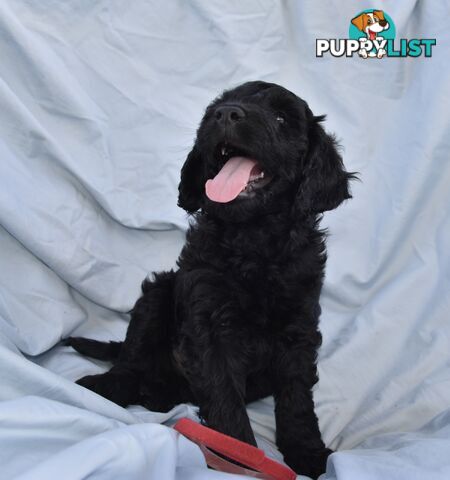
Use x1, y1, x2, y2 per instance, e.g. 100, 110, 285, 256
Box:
214, 105, 246, 124
379, 19, 387, 27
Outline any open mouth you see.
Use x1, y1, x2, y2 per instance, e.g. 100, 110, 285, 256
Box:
205, 143, 272, 203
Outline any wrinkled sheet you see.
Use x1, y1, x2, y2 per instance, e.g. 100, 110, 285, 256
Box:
0, 1, 449, 479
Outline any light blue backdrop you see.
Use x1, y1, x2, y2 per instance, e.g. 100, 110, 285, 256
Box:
0, 1, 449, 479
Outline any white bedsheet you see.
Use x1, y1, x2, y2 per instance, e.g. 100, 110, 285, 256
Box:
0, 1, 449, 479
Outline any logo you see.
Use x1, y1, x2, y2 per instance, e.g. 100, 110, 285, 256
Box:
316, 9, 436, 59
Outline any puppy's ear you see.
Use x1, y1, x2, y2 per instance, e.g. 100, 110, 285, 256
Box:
295, 116, 355, 215
351, 13, 367, 32
373, 10, 385, 21
177, 145, 204, 213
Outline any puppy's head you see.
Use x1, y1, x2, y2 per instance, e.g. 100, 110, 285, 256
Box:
178, 81, 354, 221
351, 10, 389, 39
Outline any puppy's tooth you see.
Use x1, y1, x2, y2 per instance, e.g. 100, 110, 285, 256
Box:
261, 171, 265, 178
221, 147, 226, 156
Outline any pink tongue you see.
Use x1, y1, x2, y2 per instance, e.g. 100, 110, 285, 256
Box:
205, 156, 258, 203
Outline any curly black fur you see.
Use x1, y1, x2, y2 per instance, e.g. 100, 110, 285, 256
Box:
66, 81, 355, 478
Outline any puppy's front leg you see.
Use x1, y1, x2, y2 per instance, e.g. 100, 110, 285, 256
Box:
182, 326, 256, 445
196, 357, 256, 446
273, 333, 331, 479
179, 273, 256, 446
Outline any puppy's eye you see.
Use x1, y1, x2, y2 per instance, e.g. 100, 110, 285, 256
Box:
276, 115, 285, 124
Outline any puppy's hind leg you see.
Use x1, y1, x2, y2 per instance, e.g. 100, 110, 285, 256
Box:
75, 271, 182, 409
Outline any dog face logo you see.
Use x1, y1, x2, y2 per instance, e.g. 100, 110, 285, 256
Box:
351, 10, 389, 41
350, 10, 391, 58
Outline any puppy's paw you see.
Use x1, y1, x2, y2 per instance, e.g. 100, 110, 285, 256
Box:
358, 49, 368, 59
76, 373, 118, 398
284, 447, 333, 479
141, 397, 176, 413
76, 371, 139, 407
377, 48, 386, 58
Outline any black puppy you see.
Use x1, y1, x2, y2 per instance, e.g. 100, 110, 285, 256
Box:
67, 81, 354, 478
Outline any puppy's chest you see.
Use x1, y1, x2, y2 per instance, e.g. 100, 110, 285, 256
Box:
184, 224, 316, 309
225, 250, 284, 284
218, 239, 303, 302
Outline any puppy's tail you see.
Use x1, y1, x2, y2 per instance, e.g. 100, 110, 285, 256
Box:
64, 337, 122, 362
